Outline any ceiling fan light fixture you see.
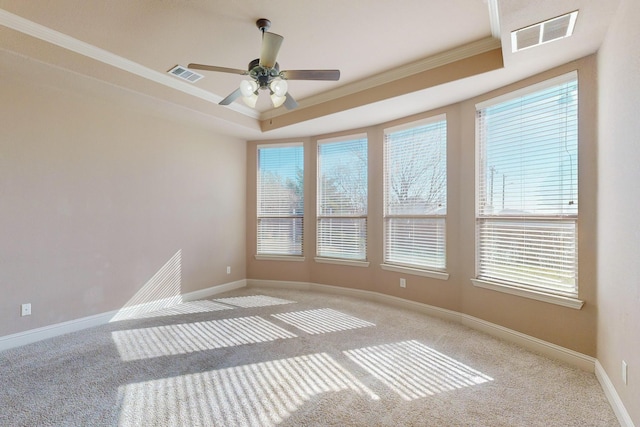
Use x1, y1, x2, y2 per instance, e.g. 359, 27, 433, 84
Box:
242, 93, 258, 108
188, 18, 340, 111
270, 93, 287, 108
270, 77, 288, 97
240, 79, 258, 97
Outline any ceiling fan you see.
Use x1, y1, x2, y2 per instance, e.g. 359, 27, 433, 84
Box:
188, 18, 340, 110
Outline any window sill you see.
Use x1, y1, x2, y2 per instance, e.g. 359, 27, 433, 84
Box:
255, 255, 305, 262
314, 257, 370, 268
470, 278, 584, 309
380, 264, 449, 280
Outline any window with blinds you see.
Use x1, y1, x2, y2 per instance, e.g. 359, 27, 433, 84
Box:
257, 143, 304, 256
475, 72, 578, 297
317, 135, 368, 260
384, 116, 447, 270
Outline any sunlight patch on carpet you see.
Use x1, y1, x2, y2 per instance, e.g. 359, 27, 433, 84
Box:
117, 352, 379, 426
214, 295, 295, 308
271, 308, 375, 334
112, 316, 297, 361
132, 300, 234, 319
344, 340, 493, 400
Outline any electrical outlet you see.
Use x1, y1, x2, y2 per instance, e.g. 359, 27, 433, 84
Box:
21, 303, 31, 317
622, 360, 628, 385
400, 278, 406, 288
226, 266, 231, 274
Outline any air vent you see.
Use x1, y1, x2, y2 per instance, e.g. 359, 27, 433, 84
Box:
168, 65, 204, 83
511, 11, 578, 53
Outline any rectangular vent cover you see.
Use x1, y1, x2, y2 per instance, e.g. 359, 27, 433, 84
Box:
168, 65, 204, 83
511, 11, 578, 52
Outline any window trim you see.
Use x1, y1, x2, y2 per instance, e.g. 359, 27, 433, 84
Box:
380, 263, 449, 280
316, 133, 369, 261
255, 255, 306, 262
256, 142, 305, 258
314, 257, 370, 268
474, 71, 580, 304
471, 278, 584, 309
383, 114, 448, 273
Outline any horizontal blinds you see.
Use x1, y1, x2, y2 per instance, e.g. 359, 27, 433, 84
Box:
477, 219, 577, 296
257, 218, 303, 256
317, 137, 368, 260
384, 118, 446, 269
385, 119, 447, 215
318, 138, 368, 216
385, 218, 445, 269
258, 145, 304, 217
257, 144, 303, 256
476, 75, 578, 296
317, 218, 367, 260
477, 78, 578, 216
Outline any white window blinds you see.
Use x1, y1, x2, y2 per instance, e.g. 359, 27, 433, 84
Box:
384, 117, 447, 270
257, 144, 304, 256
317, 136, 368, 260
476, 72, 578, 297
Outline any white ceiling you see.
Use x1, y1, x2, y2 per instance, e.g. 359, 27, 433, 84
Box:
0, 0, 620, 140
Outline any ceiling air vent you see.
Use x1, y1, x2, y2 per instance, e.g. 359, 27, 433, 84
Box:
511, 11, 578, 53
168, 65, 204, 83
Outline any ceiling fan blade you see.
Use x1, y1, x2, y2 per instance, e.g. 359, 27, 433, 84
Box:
283, 93, 299, 110
188, 64, 247, 75
259, 32, 284, 68
280, 70, 340, 81
219, 88, 243, 105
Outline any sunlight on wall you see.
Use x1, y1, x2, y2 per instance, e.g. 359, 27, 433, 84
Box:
112, 316, 297, 361
117, 352, 379, 426
344, 340, 493, 400
272, 308, 375, 334
214, 295, 295, 308
110, 250, 183, 321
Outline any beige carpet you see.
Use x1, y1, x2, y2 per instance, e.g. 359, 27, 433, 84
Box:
0, 286, 619, 426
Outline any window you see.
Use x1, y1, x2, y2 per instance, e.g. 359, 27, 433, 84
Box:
257, 144, 304, 256
475, 72, 578, 298
383, 116, 447, 271
317, 135, 368, 261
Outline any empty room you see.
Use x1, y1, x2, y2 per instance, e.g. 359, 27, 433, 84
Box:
0, 1, 638, 425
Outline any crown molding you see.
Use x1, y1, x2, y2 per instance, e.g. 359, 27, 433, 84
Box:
261, 36, 502, 121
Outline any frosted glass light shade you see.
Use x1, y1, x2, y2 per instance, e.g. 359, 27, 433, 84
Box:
270, 78, 288, 97
243, 93, 258, 108
271, 94, 286, 108
240, 80, 258, 97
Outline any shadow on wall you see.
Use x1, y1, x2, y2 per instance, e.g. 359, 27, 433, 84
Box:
110, 250, 183, 321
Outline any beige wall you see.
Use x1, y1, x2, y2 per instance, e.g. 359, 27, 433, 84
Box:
248, 55, 598, 356
0, 51, 246, 337
597, 0, 640, 423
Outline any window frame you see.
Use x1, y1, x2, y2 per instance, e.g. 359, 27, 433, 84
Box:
316, 133, 369, 265
472, 72, 583, 309
256, 142, 305, 260
381, 115, 448, 278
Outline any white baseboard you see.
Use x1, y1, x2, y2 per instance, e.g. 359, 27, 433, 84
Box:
459, 314, 596, 371
248, 279, 594, 371
0, 279, 247, 353
182, 279, 247, 301
250, 280, 640, 419
0, 309, 117, 353
595, 360, 635, 427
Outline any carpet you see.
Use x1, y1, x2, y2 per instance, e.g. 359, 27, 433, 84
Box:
0, 286, 619, 426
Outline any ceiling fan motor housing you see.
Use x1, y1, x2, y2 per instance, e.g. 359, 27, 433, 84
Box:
248, 58, 281, 89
